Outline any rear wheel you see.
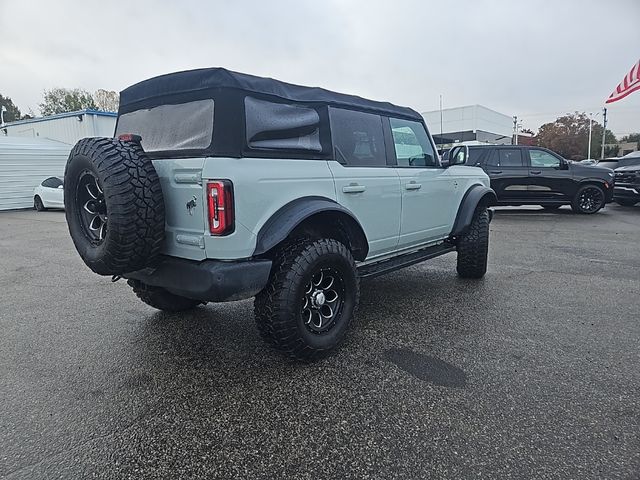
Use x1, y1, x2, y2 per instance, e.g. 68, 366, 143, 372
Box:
34, 195, 46, 211
456, 207, 490, 279
128, 279, 203, 312
254, 238, 359, 361
571, 185, 605, 214
616, 198, 638, 207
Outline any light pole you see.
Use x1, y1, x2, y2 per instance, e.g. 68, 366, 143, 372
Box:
0, 105, 6, 126
587, 112, 600, 160
600, 107, 607, 160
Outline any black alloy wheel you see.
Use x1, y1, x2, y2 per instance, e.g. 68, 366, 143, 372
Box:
573, 185, 605, 214
301, 267, 346, 335
76, 171, 108, 243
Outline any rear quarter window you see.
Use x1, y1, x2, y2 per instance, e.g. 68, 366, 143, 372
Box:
244, 97, 322, 152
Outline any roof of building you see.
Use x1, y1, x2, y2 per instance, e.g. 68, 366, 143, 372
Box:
3, 109, 117, 128
119, 67, 422, 121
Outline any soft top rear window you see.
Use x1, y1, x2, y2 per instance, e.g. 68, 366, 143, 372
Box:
115, 99, 214, 153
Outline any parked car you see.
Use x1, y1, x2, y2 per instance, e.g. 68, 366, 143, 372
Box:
613, 164, 640, 206
62, 68, 496, 361
598, 155, 640, 171
33, 176, 64, 211
467, 145, 614, 213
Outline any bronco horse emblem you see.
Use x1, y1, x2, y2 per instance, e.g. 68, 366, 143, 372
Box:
186, 196, 197, 215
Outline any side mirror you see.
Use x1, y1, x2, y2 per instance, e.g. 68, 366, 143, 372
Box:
446, 145, 469, 167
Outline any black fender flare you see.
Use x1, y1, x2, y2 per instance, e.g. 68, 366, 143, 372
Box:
450, 185, 497, 237
253, 196, 369, 261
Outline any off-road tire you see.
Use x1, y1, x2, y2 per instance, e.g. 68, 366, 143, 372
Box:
456, 208, 489, 279
616, 198, 638, 207
128, 279, 202, 312
34, 195, 46, 211
64, 137, 165, 275
571, 184, 605, 214
254, 238, 359, 361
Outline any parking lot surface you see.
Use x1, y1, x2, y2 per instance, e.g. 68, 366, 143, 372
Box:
1, 205, 639, 479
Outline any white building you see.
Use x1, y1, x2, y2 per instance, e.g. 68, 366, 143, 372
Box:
1, 109, 116, 145
0, 110, 116, 210
422, 105, 514, 148
0, 137, 72, 210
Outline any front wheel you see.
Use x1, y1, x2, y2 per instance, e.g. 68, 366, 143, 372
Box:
254, 238, 359, 361
456, 208, 490, 279
571, 185, 605, 214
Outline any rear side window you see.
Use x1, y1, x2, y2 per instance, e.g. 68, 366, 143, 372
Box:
115, 99, 214, 153
487, 149, 524, 167
468, 148, 489, 166
330, 108, 386, 167
42, 177, 63, 188
244, 97, 321, 152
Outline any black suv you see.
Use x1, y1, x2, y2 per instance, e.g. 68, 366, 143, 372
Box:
614, 164, 640, 206
467, 145, 615, 214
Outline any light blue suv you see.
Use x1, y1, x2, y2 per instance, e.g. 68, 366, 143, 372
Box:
64, 68, 495, 361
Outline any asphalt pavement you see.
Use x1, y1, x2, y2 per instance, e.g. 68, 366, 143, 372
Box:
1, 205, 639, 479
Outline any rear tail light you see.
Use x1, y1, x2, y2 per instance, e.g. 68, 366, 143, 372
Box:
117, 133, 142, 143
207, 180, 234, 235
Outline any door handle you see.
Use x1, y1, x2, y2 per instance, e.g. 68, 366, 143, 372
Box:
489, 170, 502, 174
530, 170, 542, 175
342, 184, 366, 193
405, 182, 422, 190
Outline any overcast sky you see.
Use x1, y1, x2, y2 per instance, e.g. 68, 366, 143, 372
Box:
1, 0, 639, 137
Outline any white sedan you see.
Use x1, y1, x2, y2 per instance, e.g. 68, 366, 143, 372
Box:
33, 176, 64, 211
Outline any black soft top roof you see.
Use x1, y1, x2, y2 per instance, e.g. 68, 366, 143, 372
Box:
119, 67, 422, 121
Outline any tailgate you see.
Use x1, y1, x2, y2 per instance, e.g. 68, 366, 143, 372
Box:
152, 158, 207, 261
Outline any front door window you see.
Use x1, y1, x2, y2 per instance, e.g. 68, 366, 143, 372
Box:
389, 118, 437, 167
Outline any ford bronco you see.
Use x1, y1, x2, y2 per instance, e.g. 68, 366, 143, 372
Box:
64, 68, 496, 360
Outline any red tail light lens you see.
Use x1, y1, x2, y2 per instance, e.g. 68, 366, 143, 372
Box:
117, 133, 142, 143
207, 180, 234, 235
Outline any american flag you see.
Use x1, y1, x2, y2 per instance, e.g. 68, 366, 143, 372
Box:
605, 59, 640, 104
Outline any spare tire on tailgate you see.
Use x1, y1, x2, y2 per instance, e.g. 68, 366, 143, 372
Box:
64, 137, 165, 276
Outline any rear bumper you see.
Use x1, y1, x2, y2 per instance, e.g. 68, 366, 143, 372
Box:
125, 256, 273, 303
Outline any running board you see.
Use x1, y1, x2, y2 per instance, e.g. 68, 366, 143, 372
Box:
357, 243, 456, 279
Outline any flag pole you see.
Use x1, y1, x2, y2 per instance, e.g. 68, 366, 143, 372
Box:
600, 107, 607, 159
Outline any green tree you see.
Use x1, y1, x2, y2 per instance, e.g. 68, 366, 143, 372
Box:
39, 88, 97, 116
536, 112, 616, 160
620, 133, 640, 148
0, 94, 22, 123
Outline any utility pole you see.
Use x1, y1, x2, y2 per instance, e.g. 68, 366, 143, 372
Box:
439, 94, 443, 150
513, 115, 518, 145
600, 107, 607, 160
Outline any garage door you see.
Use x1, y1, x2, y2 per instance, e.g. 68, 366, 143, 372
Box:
0, 137, 71, 211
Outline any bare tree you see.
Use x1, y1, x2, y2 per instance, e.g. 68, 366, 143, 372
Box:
93, 89, 120, 112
